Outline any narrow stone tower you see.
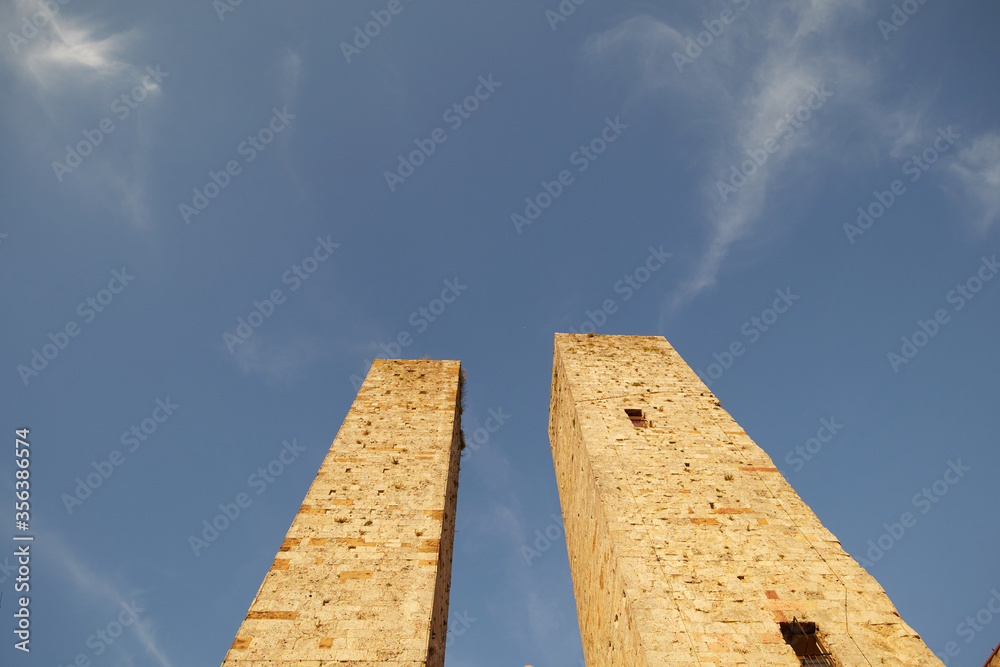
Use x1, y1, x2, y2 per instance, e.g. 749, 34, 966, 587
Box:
221, 359, 463, 666
549, 333, 943, 666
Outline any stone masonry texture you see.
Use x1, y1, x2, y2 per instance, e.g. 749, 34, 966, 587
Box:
221, 359, 463, 666
987, 642, 1000, 667
549, 333, 945, 667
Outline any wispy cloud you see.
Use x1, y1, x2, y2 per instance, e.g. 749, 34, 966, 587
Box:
584, 1, 892, 307
475, 502, 525, 544
0, 478, 169, 664
230, 332, 334, 382
583, 15, 689, 97
1, 1, 168, 229
43, 531, 173, 666
4, 0, 138, 88
272, 47, 307, 197
948, 132, 1000, 232
277, 47, 303, 109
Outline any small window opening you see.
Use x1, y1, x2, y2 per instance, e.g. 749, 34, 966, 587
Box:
781, 620, 835, 666
625, 409, 648, 428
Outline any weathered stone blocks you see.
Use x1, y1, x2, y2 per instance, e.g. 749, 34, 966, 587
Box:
221, 359, 462, 666
549, 333, 944, 666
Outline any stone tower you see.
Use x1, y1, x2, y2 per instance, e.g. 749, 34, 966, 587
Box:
548, 333, 944, 666
221, 359, 463, 666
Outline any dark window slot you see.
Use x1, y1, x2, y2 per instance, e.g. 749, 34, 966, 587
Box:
625, 409, 648, 428
781, 620, 836, 667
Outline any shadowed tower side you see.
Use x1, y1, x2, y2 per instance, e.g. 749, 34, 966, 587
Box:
549, 333, 944, 666
221, 359, 463, 666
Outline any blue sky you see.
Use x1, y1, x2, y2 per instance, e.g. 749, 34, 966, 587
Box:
1, 0, 999, 665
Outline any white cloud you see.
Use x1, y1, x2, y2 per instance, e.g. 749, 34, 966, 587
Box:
1, 1, 168, 229
272, 47, 307, 197
475, 502, 525, 544
948, 132, 1000, 232
585, 2, 934, 310
4, 0, 138, 88
230, 333, 334, 382
885, 107, 928, 160
42, 531, 173, 666
278, 47, 303, 109
586, 4, 872, 307
584, 15, 688, 97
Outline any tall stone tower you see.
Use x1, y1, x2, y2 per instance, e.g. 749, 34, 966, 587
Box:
549, 333, 944, 666
221, 359, 463, 666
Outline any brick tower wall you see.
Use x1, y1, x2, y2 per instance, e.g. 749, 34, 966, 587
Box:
548, 333, 944, 667
221, 358, 463, 666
